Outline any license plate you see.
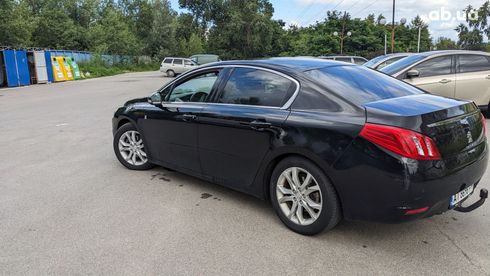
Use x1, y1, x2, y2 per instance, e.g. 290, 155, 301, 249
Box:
450, 185, 474, 208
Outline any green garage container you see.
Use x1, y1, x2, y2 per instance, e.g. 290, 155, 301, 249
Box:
65, 57, 81, 80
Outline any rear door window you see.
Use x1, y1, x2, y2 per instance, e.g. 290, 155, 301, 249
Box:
217, 68, 296, 108
411, 56, 453, 77
458, 55, 490, 73
173, 59, 183, 66
353, 58, 366, 65
305, 65, 424, 105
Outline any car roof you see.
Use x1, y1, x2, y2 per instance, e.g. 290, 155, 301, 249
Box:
383, 53, 412, 57
319, 55, 365, 58
200, 57, 354, 73
190, 54, 219, 57
417, 50, 490, 57
164, 57, 191, 60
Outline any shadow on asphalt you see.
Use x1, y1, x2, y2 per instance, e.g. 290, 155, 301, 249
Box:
145, 166, 443, 240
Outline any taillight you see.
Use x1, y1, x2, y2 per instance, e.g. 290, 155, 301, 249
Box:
359, 123, 442, 160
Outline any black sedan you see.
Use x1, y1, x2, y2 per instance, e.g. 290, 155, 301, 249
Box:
112, 58, 488, 235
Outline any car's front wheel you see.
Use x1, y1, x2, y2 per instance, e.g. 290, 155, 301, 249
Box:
113, 123, 154, 170
270, 157, 341, 235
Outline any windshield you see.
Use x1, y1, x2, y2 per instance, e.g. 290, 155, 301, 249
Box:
305, 65, 424, 106
380, 54, 427, 75
363, 55, 387, 68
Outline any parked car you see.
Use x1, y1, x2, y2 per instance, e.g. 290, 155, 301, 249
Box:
318, 55, 368, 65
113, 58, 488, 235
160, 57, 197, 77
381, 50, 490, 114
364, 53, 412, 70
190, 54, 221, 65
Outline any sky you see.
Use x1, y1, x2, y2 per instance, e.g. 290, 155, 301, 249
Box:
169, 0, 489, 42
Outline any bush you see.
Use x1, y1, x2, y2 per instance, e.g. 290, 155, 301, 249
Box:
78, 59, 159, 78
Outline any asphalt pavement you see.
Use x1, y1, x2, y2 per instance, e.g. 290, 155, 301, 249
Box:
0, 71, 489, 275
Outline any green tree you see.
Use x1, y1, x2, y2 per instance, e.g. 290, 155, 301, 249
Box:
89, 7, 142, 55
146, 0, 177, 58
0, 0, 35, 47
456, 24, 484, 50
435, 37, 458, 50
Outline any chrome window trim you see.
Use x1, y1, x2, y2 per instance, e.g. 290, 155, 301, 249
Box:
159, 65, 301, 110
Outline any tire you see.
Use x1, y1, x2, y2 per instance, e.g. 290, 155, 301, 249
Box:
113, 123, 154, 170
166, 70, 175, 77
270, 157, 341, 235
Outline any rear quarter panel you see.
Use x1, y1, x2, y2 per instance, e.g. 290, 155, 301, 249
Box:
455, 70, 490, 106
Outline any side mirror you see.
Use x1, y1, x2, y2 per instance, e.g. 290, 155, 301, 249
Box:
407, 69, 420, 78
148, 92, 162, 105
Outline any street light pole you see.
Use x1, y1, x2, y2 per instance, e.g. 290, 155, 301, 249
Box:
379, 18, 388, 55
385, 33, 388, 55
417, 26, 422, 53
334, 12, 352, 55
391, 0, 395, 53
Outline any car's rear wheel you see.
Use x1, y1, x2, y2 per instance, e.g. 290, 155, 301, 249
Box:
270, 157, 341, 235
113, 123, 154, 170
166, 70, 175, 77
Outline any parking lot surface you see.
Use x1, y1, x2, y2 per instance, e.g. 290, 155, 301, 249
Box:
0, 71, 489, 275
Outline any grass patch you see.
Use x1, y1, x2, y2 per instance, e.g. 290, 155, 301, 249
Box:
78, 61, 159, 78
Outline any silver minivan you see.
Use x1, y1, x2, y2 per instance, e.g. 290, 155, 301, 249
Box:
381, 50, 490, 114
160, 57, 197, 77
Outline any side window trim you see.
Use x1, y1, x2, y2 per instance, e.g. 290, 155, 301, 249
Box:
211, 66, 300, 110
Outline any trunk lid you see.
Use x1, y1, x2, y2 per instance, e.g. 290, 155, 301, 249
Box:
364, 94, 486, 159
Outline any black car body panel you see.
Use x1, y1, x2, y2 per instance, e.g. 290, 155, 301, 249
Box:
113, 58, 488, 223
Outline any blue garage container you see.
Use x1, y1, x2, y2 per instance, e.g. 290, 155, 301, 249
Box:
2, 49, 30, 87
44, 51, 54, 83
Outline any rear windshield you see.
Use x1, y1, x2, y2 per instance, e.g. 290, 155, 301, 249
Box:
305, 65, 424, 105
363, 55, 387, 68
380, 54, 426, 75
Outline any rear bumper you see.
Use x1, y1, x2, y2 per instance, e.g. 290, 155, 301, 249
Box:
331, 138, 488, 223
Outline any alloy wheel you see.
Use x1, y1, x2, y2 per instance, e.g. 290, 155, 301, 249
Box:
276, 167, 323, 226
118, 130, 148, 166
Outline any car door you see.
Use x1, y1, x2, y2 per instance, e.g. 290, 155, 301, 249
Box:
455, 54, 490, 107
172, 58, 184, 74
183, 59, 196, 72
139, 69, 222, 174
198, 66, 297, 190
403, 55, 456, 98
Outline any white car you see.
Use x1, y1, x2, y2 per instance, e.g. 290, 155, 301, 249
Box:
160, 57, 197, 77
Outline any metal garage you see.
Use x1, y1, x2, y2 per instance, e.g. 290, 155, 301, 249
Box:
1, 49, 30, 87
44, 51, 54, 83
0, 50, 6, 88
27, 50, 49, 84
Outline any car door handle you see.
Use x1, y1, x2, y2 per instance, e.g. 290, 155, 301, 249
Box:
439, 79, 452, 84
249, 120, 272, 130
486, 75, 490, 79
182, 114, 197, 122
